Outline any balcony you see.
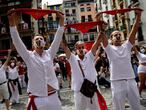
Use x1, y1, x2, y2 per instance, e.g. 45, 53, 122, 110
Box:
47, 21, 59, 31
64, 2, 76, 8
0, 22, 32, 36
65, 20, 78, 25
65, 13, 76, 17
65, 28, 80, 34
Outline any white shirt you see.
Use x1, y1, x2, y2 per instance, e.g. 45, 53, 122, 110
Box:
0, 65, 7, 83
104, 41, 135, 81
137, 52, 146, 63
10, 26, 64, 96
8, 66, 19, 80
68, 51, 98, 92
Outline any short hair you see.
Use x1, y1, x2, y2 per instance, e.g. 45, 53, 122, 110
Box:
33, 34, 44, 39
110, 30, 120, 39
75, 41, 84, 49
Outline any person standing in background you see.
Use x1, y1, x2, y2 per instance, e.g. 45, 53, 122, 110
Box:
133, 46, 146, 99
0, 50, 11, 110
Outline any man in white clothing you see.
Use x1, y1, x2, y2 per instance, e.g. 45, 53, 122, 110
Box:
0, 50, 11, 110
60, 32, 106, 110
97, 9, 142, 110
8, 9, 64, 110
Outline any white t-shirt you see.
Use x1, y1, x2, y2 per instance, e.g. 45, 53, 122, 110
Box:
8, 66, 19, 80
137, 52, 146, 63
104, 41, 135, 81
0, 65, 7, 83
68, 51, 98, 92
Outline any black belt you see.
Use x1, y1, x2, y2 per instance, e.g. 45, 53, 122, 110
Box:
0, 81, 7, 86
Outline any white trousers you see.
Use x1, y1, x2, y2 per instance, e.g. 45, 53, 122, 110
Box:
19, 75, 26, 88
74, 92, 99, 110
111, 79, 141, 110
9, 82, 19, 103
28, 92, 62, 110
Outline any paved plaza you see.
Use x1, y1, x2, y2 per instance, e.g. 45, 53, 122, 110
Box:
0, 81, 146, 110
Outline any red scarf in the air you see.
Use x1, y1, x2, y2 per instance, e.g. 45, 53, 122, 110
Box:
14, 8, 63, 20
65, 21, 105, 34
98, 8, 143, 15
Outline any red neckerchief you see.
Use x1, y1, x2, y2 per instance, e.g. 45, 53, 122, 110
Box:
65, 21, 105, 34
14, 8, 64, 20
27, 95, 37, 110
96, 90, 108, 110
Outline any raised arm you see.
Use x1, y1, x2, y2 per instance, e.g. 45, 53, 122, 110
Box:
8, 10, 29, 62
95, 14, 108, 48
129, 8, 142, 45
91, 31, 105, 55
60, 37, 71, 59
49, 12, 65, 59
3, 49, 12, 69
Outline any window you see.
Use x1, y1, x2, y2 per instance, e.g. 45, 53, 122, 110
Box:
88, 15, 92, 21
65, 10, 69, 13
87, 7, 91, 11
50, 6, 54, 10
90, 34, 94, 41
83, 34, 88, 41
65, 10, 69, 16
105, 6, 108, 11
48, 16, 53, 21
71, 2, 76, 7
80, 8, 85, 12
81, 16, 85, 22
56, 6, 60, 10
65, 3, 72, 7
72, 9, 76, 14
75, 35, 79, 42
68, 36, 74, 42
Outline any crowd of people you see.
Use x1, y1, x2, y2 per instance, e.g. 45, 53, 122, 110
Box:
0, 8, 145, 110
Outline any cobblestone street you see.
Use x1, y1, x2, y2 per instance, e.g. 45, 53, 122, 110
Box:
0, 80, 146, 110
